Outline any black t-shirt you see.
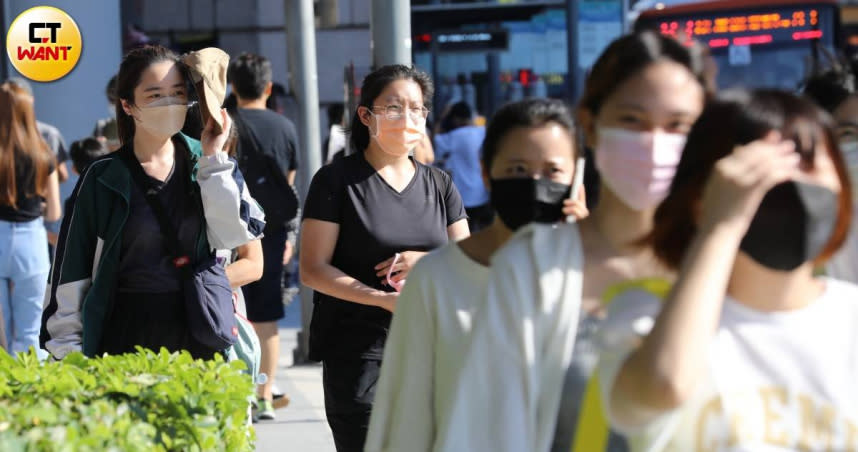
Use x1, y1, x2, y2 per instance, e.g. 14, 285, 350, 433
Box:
118, 145, 202, 293
236, 108, 299, 175
0, 150, 55, 222
304, 153, 467, 360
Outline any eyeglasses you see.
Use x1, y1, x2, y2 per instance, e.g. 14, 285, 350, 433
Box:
369, 104, 430, 122
142, 97, 197, 109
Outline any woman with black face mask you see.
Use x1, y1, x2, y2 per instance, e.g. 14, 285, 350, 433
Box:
365, 98, 588, 452
597, 90, 858, 450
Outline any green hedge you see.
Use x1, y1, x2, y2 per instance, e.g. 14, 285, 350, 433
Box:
0, 347, 255, 451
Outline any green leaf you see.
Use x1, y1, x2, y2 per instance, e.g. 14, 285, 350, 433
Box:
1, 350, 253, 450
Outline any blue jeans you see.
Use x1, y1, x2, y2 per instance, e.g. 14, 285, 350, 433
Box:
0, 219, 50, 354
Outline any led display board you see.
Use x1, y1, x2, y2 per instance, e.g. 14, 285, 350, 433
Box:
635, 2, 837, 49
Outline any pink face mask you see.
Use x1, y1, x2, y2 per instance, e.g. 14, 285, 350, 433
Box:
594, 127, 687, 211
386, 253, 406, 292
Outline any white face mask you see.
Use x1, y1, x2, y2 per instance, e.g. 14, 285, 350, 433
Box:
132, 96, 189, 139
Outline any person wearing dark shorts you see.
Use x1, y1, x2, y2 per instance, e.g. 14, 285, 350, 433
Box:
242, 226, 288, 322
300, 65, 470, 452
227, 53, 300, 420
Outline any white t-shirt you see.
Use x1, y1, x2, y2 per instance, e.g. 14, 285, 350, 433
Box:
435, 223, 583, 452
365, 242, 489, 452
597, 278, 858, 452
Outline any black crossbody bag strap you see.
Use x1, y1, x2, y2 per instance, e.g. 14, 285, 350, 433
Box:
119, 149, 193, 275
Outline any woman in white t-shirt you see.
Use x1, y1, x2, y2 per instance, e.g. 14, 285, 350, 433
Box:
598, 89, 858, 451
364, 98, 588, 452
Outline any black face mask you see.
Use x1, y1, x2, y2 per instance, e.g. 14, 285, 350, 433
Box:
739, 181, 838, 271
489, 177, 572, 231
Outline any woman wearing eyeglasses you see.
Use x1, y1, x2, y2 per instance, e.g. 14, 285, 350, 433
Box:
300, 64, 470, 452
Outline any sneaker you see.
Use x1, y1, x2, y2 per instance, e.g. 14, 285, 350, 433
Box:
272, 392, 291, 409
256, 399, 275, 421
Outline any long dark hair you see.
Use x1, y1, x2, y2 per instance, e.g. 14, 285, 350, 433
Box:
116, 45, 189, 145
648, 89, 852, 269
481, 98, 577, 171
578, 31, 710, 117
348, 64, 433, 153
0, 81, 53, 208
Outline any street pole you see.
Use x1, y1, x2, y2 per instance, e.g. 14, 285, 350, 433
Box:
486, 52, 500, 116
286, 0, 322, 363
565, 0, 580, 103
1, 0, 10, 81
430, 37, 440, 118
319, 0, 338, 28
621, 0, 631, 32
371, 0, 412, 68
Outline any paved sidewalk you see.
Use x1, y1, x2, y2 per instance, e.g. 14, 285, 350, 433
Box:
254, 302, 335, 451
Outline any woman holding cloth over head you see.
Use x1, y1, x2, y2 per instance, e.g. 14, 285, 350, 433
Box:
365, 98, 589, 452
598, 90, 858, 450
41, 45, 264, 360
300, 64, 469, 452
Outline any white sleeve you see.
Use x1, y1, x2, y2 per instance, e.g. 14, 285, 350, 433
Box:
434, 264, 533, 451
596, 289, 677, 436
365, 263, 436, 452
44, 277, 88, 358
435, 224, 582, 452
196, 152, 265, 250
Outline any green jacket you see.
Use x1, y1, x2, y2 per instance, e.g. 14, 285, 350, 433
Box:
41, 134, 265, 358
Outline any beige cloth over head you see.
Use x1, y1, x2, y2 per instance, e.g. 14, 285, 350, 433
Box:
182, 47, 229, 134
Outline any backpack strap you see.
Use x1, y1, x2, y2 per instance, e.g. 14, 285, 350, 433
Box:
231, 108, 300, 227
232, 109, 264, 159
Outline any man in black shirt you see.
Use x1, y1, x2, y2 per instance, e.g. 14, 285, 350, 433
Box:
228, 53, 300, 420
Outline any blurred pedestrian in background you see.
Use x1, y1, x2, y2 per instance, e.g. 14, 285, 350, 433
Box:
227, 52, 301, 420
6, 77, 69, 183
6, 77, 71, 252
0, 80, 62, 355
433, 101, 492, 232
66, 137, 110, 215
92, 75, 121, 152
324, 103, 346, 164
